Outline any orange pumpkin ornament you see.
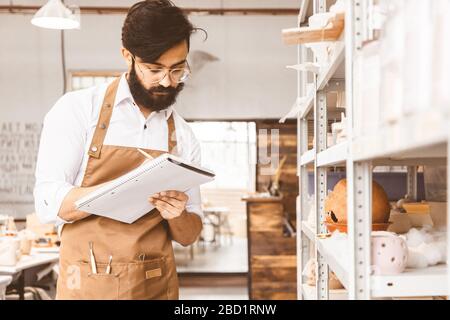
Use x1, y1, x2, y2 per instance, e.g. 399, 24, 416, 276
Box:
324, 179, 391, 225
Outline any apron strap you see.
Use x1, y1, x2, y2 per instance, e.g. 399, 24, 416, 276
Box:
88, 77, 121, 159
88, 76, 178, 159
167, 113, 178, 155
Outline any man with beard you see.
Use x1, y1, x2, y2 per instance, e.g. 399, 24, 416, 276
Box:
34, 0, 204, 299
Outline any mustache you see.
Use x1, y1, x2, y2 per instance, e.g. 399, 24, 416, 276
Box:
148, 86, 181, 95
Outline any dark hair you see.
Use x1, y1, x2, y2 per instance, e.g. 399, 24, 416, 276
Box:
122, 0, 202, 63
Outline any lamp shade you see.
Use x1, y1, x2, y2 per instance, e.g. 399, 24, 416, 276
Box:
31, 0, 80, 30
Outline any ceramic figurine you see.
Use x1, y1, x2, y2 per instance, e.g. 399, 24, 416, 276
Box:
371, 231, 408, 275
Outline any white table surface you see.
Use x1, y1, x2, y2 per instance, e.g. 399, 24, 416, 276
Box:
31, 246, 60, 254
0, 251, 59, 275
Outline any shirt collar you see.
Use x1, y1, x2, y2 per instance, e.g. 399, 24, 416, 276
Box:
114, 73, 174, 120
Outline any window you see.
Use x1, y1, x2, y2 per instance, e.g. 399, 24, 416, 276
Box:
68, 71, 123, 91
188, 121, 256, 191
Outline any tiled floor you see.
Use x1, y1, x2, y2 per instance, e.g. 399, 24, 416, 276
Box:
179, 286, 249, 300
174, 236, 248, 273
176, 237, 249, 300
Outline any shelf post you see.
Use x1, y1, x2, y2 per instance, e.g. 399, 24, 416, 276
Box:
313, 0, 329, 301
313, 0, 326, 13
299, 116, 310, 297
348, 162, 372, 300
447, 133, 450, 298
346, 0, 372, 300
297, 43, 310, 300
315, 91, 329, 300
406, 166, 418, 201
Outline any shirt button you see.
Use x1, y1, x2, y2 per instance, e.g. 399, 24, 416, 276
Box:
91, 146, 98, 152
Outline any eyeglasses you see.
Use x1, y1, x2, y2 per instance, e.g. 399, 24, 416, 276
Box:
131, 55, 191, 84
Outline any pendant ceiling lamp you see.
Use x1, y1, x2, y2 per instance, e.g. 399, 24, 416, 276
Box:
31, 0, 80, 30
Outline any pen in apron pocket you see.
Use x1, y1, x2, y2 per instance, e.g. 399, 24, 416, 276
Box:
106, 255, 113, 274
89, 241, 97, 274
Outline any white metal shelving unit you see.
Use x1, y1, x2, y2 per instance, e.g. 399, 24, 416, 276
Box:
283, 0, 450, 300
316, 142, 348, 167
302, 283, 348, 300
301, 221, 316, 242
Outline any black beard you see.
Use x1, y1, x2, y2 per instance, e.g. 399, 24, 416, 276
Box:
127, 65, 184, 112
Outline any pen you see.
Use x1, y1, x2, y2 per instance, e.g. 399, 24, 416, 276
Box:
106, 255, 113, 274
89, 241, 97, 274
137, 148, 154, 160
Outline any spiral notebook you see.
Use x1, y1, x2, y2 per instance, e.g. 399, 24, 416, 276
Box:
75, 153, 215, 224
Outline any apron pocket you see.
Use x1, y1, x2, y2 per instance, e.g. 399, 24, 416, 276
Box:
122, 257, 169, 300
78, 261, 121, 300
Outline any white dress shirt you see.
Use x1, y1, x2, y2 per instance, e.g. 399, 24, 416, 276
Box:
34, 73, 203, 226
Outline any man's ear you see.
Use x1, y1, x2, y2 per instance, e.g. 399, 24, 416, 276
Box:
121, 47, 133, 69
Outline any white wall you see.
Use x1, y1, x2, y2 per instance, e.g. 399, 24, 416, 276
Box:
0, 12, 297, 120
179, 14, 298, 119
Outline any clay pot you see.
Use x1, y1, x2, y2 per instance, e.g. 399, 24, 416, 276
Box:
20, 238, 33, 255
0, 237, 20, 266
325, 222, 391, 233
324, 179, 391, 225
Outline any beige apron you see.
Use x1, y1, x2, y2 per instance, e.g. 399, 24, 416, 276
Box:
56, 78, 193, 300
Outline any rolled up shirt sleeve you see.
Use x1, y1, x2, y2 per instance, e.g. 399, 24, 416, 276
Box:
184, 128, 204, 218
34, 92, 87, 225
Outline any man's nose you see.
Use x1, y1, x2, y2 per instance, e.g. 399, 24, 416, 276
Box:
158, 73, 173, 88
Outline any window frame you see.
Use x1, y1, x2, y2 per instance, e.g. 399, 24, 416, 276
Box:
67, 70, 124, 91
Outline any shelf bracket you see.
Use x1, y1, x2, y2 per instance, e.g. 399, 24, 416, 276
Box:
287, 62, 321, 75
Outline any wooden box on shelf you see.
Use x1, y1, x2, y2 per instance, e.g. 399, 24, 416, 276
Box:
282, 12, 345, 45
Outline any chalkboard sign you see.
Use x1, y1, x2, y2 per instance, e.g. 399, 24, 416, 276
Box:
0, 122, 41, 217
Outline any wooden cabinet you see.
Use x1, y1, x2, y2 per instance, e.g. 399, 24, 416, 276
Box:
243, 196, 297, 300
